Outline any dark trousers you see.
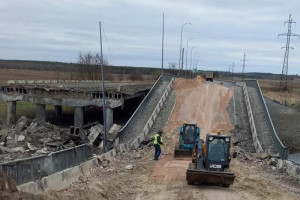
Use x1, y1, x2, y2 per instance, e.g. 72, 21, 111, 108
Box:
154, 144, 161, 160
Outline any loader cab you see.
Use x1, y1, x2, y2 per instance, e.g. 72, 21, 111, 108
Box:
180, 124, 200, 145
204, 135, 231, 171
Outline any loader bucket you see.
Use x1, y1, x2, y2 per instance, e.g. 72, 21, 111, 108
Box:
174, 149, 192, 157
186, 163, 235, 187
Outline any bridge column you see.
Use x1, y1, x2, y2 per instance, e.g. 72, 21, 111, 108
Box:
74, 106, 84, 127
36, 104, 46, 122
55, 105, 62, 117
7, 101, 16, 125
106, 107, 113, 130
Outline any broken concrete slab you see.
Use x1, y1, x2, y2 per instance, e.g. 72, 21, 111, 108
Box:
88, 124, 103, 144
14, 116, 29, 132
107, 124, 122, 142
125, 165, 133, 170
0, 146, 25, 153
27, 143, 37, 151
17, 135, 25, 142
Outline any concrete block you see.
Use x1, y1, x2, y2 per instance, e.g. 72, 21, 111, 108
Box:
139, 132, 145, 142
276, 159, 284, 170
80, 158, 98, 174
107, 124, 121, 142
286, 161, 297, 176
113, 137, 120, 148
118, 143, 128, 153
131, 139, 139, 149
88, 124, 103, 144
108, 149, 116, 158
18, 181, 39, 194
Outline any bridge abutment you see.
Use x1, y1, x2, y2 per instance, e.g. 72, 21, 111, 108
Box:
7, 101, 16, 125
106, 107, 113, 130
36, 104, 46, 122
74, 106, 84, 127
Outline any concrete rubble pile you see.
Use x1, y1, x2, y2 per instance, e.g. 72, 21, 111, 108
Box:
0, 116, 122, 163
0, 116, 72, 162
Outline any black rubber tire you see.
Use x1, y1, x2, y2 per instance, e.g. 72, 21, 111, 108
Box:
222, 184, 230, 188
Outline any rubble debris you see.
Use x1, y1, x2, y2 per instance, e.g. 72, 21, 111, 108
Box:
0, 146, 25, 154
0, 116, 122, 163
17, 135, 25, 142
0, 128, 9, 141
107, 124, 122, 142
14, 116, 29, 132
88, 124, 103, 144
27, 142, 37, 151
134, 153, 142, 159
125, 164, 133, 170
253, 153, 270, 160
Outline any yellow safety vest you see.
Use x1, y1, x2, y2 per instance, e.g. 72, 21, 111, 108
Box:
153, 133, 163, 145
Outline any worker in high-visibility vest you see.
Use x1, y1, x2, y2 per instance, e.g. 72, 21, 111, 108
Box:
153, 130, 163, 160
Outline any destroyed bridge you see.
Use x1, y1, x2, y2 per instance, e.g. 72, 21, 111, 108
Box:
0, 80, 153, 129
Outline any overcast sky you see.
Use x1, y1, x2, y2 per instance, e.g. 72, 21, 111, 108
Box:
1, 0, 300, 74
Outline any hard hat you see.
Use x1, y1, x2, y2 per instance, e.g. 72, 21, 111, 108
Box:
184, 121, 187, 124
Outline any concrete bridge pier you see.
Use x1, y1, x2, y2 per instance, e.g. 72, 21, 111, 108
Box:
106, 107, 113, 130
36, 104, 46, 122
74, 106, 84, 127
55, 105, 62, 117
7, 101, 16, 125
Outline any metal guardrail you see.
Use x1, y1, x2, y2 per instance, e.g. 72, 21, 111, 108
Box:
240, 82, 263, 153
245, 80, 289, 159
119, 74, 172, 143
0, 144, 91, 185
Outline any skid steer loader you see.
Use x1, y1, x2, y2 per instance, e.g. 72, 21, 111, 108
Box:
186, 132, 236, 187
174, 123, 200, 157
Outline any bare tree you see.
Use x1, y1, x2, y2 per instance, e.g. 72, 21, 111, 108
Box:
168, 62, 177, 75
77, 52, 109, 80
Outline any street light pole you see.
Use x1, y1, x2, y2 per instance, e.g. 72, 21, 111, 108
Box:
185, 38, 196, 78
161, 13, 164, 75
99, 21, 107, 152
190, 46, 198, 78
178, 22, 192, 76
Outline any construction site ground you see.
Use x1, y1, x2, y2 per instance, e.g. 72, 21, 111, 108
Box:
2, 78, 300, 200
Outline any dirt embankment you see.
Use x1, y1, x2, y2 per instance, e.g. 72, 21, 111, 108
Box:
3, 78, 299, 200
166, 78, 234, 139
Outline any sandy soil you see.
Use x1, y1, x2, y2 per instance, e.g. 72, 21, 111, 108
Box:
3, 78, 299, 200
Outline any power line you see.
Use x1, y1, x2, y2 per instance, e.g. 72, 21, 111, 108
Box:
231, 62, 235, 80
241, 53, 248, 80
278, 14, 299, 92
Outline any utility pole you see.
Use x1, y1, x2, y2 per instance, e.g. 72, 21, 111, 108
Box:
99, 21, 107, 152
231, 62, 235, 80
161, 13, 164, 74
278, 14, 299, 92
241, 53, 248, 81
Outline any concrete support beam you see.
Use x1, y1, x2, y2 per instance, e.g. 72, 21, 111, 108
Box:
7, 101, 16, 125
74, 107, 84, 127
36, 104, 46, 122
106, 107, 113, 130
54, 105, 62, 117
